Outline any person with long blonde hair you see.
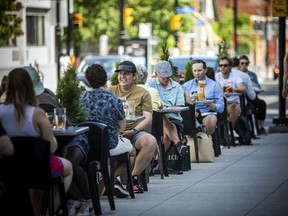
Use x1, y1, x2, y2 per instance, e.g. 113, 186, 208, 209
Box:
0, 67, 73, 215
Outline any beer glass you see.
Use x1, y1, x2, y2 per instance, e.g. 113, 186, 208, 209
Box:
54, 108, 66, 131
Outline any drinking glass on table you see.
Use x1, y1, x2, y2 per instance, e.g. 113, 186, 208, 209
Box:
126, 100, 135, 119
197, 88, 205, 101
46, 112, 55, 128
223, 82, 233, 93
54, 108, 66, 131
119, 97, 128, 116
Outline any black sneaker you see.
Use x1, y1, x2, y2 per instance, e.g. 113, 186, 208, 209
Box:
259, 128, 267, 135
176, 141, 188, 156
113, 180, 130, 198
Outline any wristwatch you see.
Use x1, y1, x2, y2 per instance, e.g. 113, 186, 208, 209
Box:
132, 128, 139, 134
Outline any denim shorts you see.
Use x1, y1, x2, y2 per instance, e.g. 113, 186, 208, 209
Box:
56, 134, 90, 164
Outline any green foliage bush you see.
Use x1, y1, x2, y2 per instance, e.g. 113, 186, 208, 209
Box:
56, 65, 86, 123
184, 60, 193, 82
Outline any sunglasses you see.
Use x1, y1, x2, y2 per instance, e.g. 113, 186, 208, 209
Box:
219, 64, 229, 67
240, 62, 249, 65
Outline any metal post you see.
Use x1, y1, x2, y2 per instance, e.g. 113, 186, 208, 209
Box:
119, 0, 125, 47
278, 17, 286, 118
56, 0, 61, 79
233, 0, 238, 56
174, 0, 179, 48
264, 0, 269, 79
66, 0, 71, 56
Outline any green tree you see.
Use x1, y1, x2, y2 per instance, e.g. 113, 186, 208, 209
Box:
212, 8, 254, 55
73, 0, 194, 53
217, 40, 230, 60
56, 65, 86, 123
0, 0, 23, 46
184, 60, 193, 82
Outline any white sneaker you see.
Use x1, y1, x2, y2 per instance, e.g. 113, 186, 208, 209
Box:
67, 199, 81, 216
76, 199, 93, 216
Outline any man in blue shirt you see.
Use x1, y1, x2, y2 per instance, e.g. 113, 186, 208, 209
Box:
146, 61, 188, 156
183, 59, 224, 136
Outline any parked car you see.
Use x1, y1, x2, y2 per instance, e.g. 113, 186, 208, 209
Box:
169, 55, 219, 82
76, 55, 132, 88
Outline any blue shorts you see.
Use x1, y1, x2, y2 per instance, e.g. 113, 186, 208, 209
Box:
56, 134, 90, 164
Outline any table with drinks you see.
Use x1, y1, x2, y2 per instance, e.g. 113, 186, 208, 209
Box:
46, 108, 89, 137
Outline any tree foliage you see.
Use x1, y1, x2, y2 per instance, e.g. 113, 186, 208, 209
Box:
0, 0, 23, 46
73, 0, 194, 53
184, 60, 193, 82
212, 8, 254, 56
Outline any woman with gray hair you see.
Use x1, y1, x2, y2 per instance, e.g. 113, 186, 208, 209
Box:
136, 65, 162, 110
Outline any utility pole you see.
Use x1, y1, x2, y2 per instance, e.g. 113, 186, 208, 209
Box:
56, 0, 61, 79
264, 0, 270, 79
174, 0, 179, 48
233, 0, 238, 56
119, 0, 125, 47
66, 0, 71, 56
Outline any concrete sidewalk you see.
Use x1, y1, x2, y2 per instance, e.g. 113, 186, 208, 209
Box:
98, 133, 288, 216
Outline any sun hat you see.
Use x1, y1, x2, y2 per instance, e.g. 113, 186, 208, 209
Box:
155, 61, 172, 77
114, 61, 137, 73
24, 66, 44, 96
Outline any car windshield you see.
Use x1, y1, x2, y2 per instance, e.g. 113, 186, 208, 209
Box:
170, 56, 218, 74
78, 58, 122, 77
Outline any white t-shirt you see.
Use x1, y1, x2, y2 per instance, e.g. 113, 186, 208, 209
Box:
215, 71, 243, 104
232, 69, 256, 100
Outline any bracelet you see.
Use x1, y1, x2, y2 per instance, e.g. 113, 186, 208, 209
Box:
132, 128, 139, 134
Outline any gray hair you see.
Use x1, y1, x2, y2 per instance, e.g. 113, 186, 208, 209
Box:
136, 64, 148, 84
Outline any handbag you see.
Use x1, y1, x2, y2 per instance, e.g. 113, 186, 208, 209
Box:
187, 132, 214, 163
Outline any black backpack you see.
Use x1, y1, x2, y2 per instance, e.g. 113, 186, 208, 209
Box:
234, 116, 252, 145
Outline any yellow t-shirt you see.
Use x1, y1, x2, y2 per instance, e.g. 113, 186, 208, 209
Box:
137, 84, 161, 111
108, 84, 152, 130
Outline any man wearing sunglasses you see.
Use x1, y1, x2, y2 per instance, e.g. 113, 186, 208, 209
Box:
215, 56, 246, 129
238, 55, 267, 135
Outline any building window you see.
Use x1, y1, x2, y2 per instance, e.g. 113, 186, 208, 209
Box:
26, 15, 45, 45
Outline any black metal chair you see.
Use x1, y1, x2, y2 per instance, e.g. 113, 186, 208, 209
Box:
0, 137, 68, 216
216, 97, 234, 148
152, 111, 168, 178
180, 103, 199, 163
78, 121, 135, 215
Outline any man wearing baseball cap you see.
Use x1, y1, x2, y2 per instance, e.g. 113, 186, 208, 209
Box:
146, 60, 188, 157
108, 61, 157, 193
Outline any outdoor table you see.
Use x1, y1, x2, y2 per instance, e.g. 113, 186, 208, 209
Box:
157, 106, 189, 113
52, 126, 90, 137
224, 92, 242, 97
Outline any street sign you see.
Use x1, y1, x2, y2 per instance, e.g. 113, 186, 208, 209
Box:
176, 6, 195, 14
272, 0, 287, 17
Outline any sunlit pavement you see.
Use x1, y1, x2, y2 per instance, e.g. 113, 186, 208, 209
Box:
98, 132, 288, 216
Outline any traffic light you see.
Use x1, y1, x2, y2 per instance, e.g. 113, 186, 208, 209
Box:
124, 7, 134, 26
73, 13, 83, 28
171, 14, 182, 31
